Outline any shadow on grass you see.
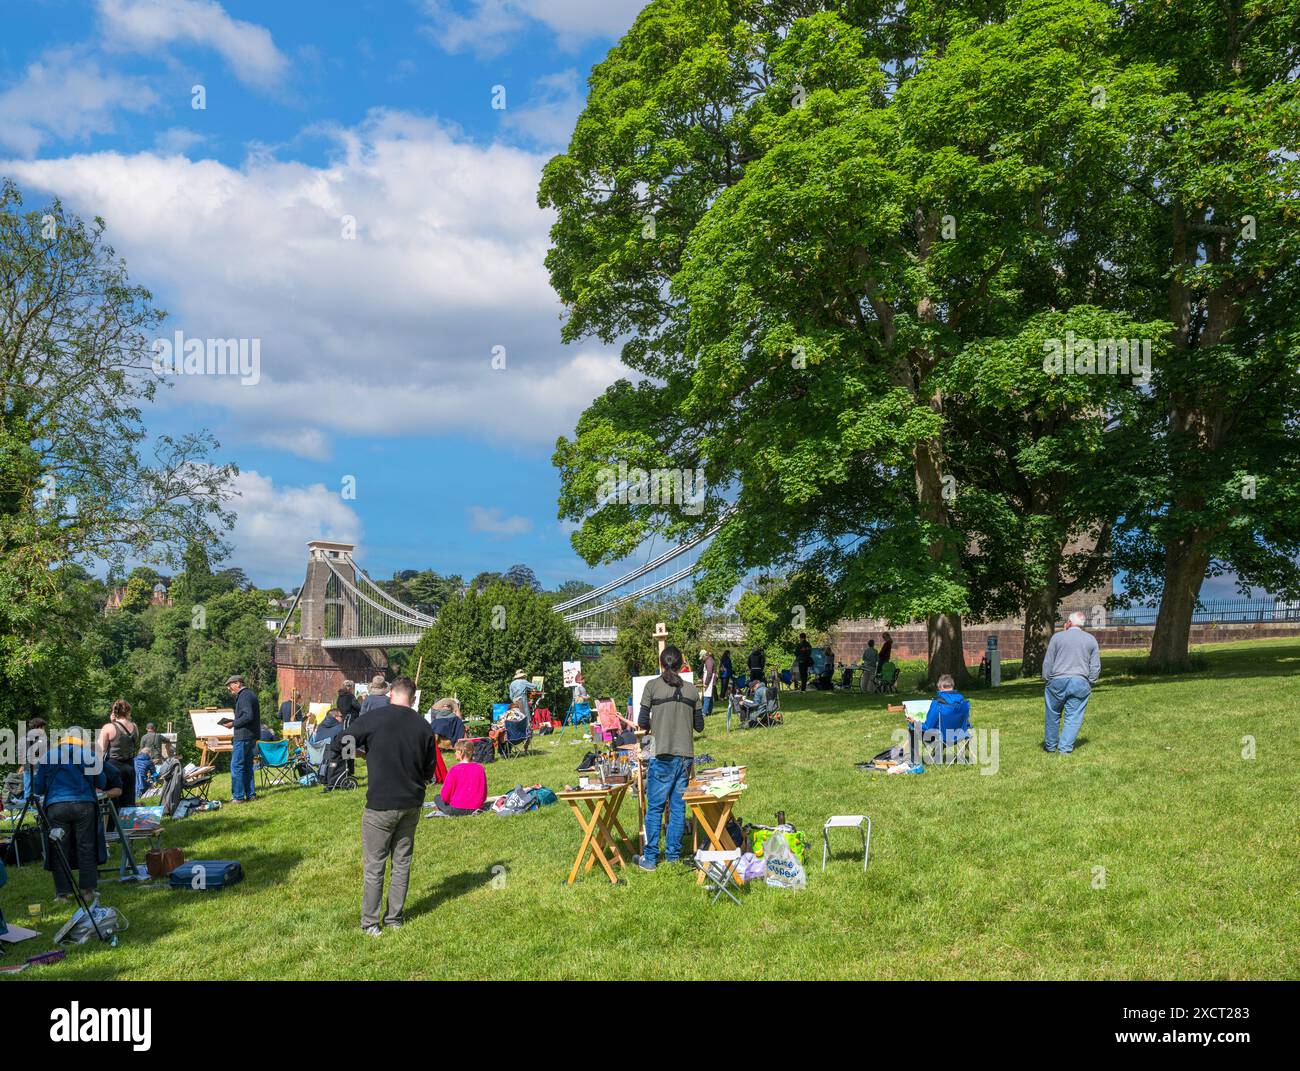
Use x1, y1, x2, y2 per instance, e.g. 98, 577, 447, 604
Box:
10, 835, 308, 981
404, 865, 506, 918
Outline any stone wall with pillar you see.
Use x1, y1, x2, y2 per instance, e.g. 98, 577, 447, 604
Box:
830, 621, 1300, 666
274, 638, 387, 705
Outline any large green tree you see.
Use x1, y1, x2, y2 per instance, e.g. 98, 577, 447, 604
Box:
0, 180, 235, 731
409, 582, 578, 718
542, 0, 1159, 684
1106, 0, 1300, 670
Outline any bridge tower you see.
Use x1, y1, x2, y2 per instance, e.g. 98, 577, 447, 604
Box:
300, 540, 360, 640
274, 541, 386, 703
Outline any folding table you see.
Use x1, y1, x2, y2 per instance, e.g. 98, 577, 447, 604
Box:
558, 783, 633, 885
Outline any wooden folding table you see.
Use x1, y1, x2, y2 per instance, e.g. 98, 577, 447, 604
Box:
685, 788, 744, 885
558, 784, 634, 885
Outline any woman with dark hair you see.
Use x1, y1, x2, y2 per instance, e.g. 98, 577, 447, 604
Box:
633, 646, 703, 872
98, 699, 139, 808
718, 650, 733, 697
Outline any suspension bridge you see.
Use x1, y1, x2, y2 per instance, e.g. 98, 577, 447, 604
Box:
275, 529, 739, 652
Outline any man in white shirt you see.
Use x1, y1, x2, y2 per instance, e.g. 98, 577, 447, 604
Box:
698, 648, 716, 717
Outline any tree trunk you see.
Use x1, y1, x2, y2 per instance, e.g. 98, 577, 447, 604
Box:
1147, 535, 1212, 673
1021, 582, 1060, 678
926, 610, 970, 686
911, 408, 972, 689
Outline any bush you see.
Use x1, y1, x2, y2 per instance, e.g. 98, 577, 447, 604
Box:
409, 582, 578, 715
582, 651, 631, 705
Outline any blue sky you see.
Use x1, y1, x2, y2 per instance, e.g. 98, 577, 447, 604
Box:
1, 0, 1266, 607
1, 0, 648, 590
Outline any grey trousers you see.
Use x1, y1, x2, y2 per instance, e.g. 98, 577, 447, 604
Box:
360, 806, 421, 928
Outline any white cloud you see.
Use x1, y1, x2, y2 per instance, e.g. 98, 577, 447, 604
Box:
501, 69, 584, 149
422, 0, 645, 56
228, 470, 363, 585
0, 48, 157, 156
3, 109, 624, 459
153, 126, 209, 155
467, 505, 533, 536
97, 0, 290, 88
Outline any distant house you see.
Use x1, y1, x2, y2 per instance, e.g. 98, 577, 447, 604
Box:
104, 577, 174, 611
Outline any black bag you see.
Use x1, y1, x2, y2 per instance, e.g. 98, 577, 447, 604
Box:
575, 751, 598, 773
1, 825, 43, 866
169, 859, 244, 890
467, 737, 495, 765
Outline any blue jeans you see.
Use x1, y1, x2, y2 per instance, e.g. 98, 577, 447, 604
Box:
230, 739, 257, 800
642, 755, 689, 865
1044, 676, 1091, 753
702, 695, 713, 717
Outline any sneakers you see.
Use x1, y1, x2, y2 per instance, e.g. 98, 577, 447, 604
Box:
386, 920, 404, 930
632, 855, 657, 872
361, 925, 382, 937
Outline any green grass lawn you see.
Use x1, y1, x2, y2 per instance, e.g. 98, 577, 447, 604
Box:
4, 638, 1297, 980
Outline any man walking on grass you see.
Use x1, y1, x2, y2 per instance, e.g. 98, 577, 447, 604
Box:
341, 675, 439, 935
1042, 611, 1101, 754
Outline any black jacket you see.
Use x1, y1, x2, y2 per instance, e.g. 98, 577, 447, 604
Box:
343, 703, 438, 811
336, 689, 360, 726
231, 686, 261, 742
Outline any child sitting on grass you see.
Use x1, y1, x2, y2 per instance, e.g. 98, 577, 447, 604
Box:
430, 739, 487, 817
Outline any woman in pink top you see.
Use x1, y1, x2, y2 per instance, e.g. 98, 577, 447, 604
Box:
432, 739, 487, 816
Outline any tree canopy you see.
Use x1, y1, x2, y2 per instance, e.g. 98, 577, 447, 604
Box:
541, 0, 1300, 678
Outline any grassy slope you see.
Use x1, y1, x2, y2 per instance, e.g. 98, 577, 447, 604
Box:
3, 639, 1297, 981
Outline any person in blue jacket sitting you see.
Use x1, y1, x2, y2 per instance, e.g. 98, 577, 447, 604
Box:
920, 674, 972, 759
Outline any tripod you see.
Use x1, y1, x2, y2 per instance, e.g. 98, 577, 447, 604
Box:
31, 795, 108, 943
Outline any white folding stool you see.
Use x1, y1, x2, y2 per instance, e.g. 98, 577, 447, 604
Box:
822, 815, 871, 871
695, 848, 743, 904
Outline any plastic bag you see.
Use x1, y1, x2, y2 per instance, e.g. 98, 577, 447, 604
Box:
60, 902, 128, 944
762, 833, 807, 890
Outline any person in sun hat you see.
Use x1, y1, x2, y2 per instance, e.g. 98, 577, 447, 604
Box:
508, 669, 540, 720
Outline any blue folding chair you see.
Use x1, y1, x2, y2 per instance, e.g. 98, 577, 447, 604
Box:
256, 740, 299, 790
500, 712, 533, 758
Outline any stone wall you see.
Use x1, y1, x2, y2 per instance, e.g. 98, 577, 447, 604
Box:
274, 639, 387, 704
830, 621, 1300, 665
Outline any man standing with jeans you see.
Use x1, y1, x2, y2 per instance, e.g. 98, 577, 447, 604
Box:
225, 674, 260, 803
342, 676, 438, 935
1042, 611, 1101, 754
634, 646, 703, 872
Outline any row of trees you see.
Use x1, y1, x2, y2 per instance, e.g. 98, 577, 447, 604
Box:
378, 565, 594, 617
541, 0, 1300, 683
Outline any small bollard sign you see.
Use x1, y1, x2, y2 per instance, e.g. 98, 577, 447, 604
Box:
987, 634, 1001, 688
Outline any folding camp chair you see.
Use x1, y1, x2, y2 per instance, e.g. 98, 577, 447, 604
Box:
256, 740, 299, 790
181, 765, 215, 802
876, 663, 900, 694
695, 848, 742, 905
499, 714, 532, 758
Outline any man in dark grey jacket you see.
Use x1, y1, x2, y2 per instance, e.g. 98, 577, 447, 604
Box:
225, 674, 260, 802
633, 646, 703, 872
1042, 612, 1101, 754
